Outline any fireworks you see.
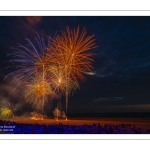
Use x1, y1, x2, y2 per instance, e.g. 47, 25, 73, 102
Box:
0, 103, 17, 119
47, 26, 96, 82
47, 26, 96, 119
53, 107, 66, 120
6, 34, 52, 116
49, 64, 79, 96
30, 111, 43, 120
5, 34, 49, 89
22, 72, 54, 113
47, 63, 80, 120
4, 26, 96, 120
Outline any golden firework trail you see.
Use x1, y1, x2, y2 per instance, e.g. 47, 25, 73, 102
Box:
48, 64, 79, 95
47, 65, 79, 120
47, 26, 97, 120
22, 72, 55, 114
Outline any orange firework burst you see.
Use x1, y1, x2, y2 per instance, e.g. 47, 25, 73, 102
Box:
22, 72, 54, 114
47, 26, 96, 82
47, 26, 97, 119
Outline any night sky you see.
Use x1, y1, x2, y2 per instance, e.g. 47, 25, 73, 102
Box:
1, 16, 150, 116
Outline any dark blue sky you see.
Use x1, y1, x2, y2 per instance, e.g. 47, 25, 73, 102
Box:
1, 16, 150, 115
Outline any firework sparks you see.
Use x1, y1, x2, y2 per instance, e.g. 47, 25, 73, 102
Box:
5, 34, 52, 117
49, 64, 79, 96
47, 26, 97, 119
4, 27, 96, 120
0, 103, 18, 119
48, 64, 79, 120
5, 34, 49, 89
22, 72, 54, 113
30, 111, 43, 120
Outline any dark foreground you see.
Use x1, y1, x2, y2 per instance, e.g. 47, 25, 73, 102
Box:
1, 117, 150, 134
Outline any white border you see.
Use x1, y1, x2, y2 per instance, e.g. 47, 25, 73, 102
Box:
1, 11, 150, 16
0, 134, 150, 140
0, 0, 150, 11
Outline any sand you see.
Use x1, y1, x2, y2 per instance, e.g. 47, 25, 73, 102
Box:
7, 117, 150, 130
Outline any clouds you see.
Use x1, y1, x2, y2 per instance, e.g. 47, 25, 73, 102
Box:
95, 72, 113, 78
93, 97, 124, 103
93, 104, 150, 113
69, 103, 150, 113
93, 17, 150, 81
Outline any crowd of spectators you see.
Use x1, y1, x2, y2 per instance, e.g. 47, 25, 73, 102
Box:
0, 120, 150, 134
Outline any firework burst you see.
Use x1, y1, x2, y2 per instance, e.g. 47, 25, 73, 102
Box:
5, 34, 49, 89
48, 65, 79, 120
4, 27, 96, 120
5, 34, 53, 117
47, 26, 97, 119
49, 64, 79, 96
22, 72, 55, 114
0, 103, 18, 119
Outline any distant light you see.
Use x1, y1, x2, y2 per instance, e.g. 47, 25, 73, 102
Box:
84, 71, 96, 75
